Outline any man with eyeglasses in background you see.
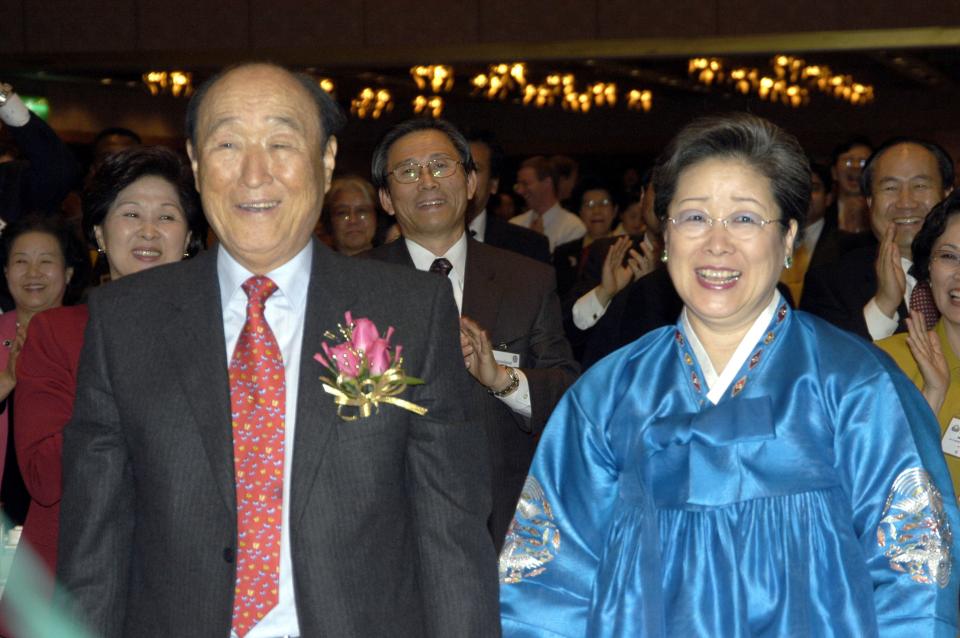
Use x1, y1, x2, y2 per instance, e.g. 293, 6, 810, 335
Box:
366, 118, 578, 552
802, 138, 954, 340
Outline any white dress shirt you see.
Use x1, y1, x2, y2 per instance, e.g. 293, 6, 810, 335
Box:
509, 203, 586, 253
405, 232, 532, 418
683, 291, 781, 405
221, 243, 312, 638
864, 256, 915, 341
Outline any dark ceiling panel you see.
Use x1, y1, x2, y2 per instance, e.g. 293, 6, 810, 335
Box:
252, 0, 365, 50
25, 0, 135, 53
137, 0, 248, 51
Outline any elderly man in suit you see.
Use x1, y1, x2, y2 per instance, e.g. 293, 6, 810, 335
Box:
366, 118, 579, 550
55, 63, 499, 638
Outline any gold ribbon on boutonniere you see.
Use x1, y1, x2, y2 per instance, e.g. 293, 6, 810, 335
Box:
315, 312, 428, 422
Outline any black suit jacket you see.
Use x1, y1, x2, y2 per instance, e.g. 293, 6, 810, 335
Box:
582, 267, 684, 367
801, 243, 906, 340
57, 244, 500, 637
482, 214, 551, 265
0, 114, 78, 223
552, 237, 586, 299
366, 238, 578, 549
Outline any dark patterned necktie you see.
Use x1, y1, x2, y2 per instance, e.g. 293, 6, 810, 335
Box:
909, 280, 941, 331
430, 257, 453, 278
230, 276, 285, 637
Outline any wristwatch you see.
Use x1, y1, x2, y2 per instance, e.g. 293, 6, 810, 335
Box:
489, 366, 520, 398
0, 83, 11, 108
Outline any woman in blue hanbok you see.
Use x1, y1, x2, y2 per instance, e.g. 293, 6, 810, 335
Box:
499, 114, 960, 637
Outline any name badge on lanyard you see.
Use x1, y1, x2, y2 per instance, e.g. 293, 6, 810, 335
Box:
942, 417, 960, 458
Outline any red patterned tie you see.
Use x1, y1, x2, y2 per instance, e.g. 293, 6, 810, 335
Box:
909, 280, 941, 331
230, 276, 285, 637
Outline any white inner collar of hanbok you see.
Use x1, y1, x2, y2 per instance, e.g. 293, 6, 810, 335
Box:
682, 290, 782, 405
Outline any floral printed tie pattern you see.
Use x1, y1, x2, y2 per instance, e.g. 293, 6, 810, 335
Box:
230, 276, 285, 637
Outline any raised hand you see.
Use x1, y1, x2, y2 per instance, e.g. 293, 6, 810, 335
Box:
597, 236, 646, 306
905, 310, 949, 415
460, 315, 512, 391
874, 224, 907, 318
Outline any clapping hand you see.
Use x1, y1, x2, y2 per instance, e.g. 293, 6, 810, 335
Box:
905, 309, 949, 415
874, 224, 907, 318
460, 316, 511, 392
596, 236, 648, 306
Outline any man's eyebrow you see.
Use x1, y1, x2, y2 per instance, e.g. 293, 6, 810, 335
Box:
204, 115, 305, 136
267, 115, 304, 133
205, 116, 239, 136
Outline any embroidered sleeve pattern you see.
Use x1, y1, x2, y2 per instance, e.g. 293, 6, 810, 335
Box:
877, 467, 952, 588
499, 476, 561, 584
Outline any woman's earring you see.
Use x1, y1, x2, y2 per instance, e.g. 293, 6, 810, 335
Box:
97, 246, 105, 255
784, 254, 793, 269
661, 249, 669, 263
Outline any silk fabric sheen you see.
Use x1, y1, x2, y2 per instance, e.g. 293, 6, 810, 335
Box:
500, 305, 960, 637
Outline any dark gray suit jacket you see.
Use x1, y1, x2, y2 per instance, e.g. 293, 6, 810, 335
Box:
366, 238, 579, 549
56, 243, 500, 637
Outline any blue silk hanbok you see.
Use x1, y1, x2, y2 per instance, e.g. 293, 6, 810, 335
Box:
499, 299, 960, 637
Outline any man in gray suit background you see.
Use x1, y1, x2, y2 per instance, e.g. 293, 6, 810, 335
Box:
56, 63, 499, 637
366, 119, 578, 550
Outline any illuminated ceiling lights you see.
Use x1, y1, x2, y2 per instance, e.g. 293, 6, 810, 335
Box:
472, 63, 527, 100
412, 95, 445, 118
351, 87, 393, 119
316, 77, 335, 96
142, 70, 193, 97
410, 64, 452, 118
627, 89, 653, 112
688, 56, 874, 107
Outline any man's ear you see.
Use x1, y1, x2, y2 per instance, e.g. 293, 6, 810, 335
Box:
489, 176, 500, 197
466, 170, 478, 201
379, 188, 396, 216
186, 140, 201, 192
322, 136, 338, 195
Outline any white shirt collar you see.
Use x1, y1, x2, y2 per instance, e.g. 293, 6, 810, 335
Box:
217, 241, 313, 313
468, 210, 488, 242
682, 290, 782, 405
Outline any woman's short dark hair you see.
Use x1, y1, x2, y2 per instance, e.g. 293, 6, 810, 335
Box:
910, 190, 960, 282
2, 213, 91, 305
82, 146, 206, 256
653, 113, 810, 231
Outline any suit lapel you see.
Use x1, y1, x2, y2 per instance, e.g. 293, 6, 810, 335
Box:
291, 244, 359, 524
462, 240, 502, 342
160, 251, 236, 515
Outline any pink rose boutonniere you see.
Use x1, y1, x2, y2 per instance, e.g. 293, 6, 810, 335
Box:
314, 311, 427, 421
